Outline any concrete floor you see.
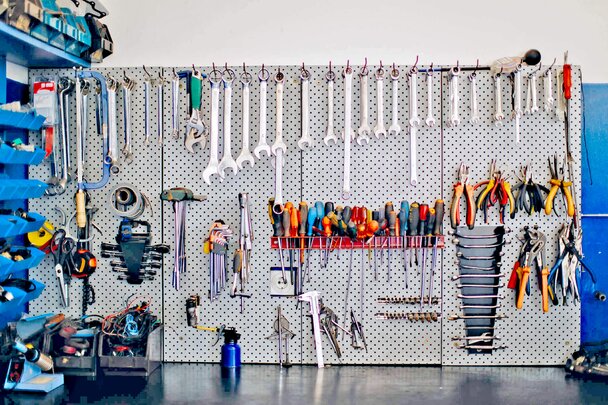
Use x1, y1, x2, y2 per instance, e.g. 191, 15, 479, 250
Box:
4, 364, 608, 404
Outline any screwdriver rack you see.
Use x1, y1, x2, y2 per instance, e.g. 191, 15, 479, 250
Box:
270, 236, 445, 250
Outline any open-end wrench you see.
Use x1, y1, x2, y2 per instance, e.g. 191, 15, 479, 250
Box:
143, 69, 154, 145
297, 66, 313, 150
218, 68, 238, 178
494, 73, 505, 126
373, 65, 387, 138
449, 314, 507, 321
271, 70, 287, 215
512, 65, 523, 143
425, 68, 436, 127
408, 66, 421, 128
106, 76, 120, 174
157, 72, 167, 145
342, 67, 354, 200
451, 273, 505, 281
448, 66, 460, 127
122, 74, 136, 164
469, 72, 480, 124
202, 71, 222, 184
254, 67, 271, 159
324, 68, 338, 146
543, 67, 554, 113
408, 69, 419, 187
357, 67, 371, 145
55, 77, 75, 194
236, 68, 255, 169
171, 69, 180, 139
388, 66, 401, 136
184, 69, 208, 153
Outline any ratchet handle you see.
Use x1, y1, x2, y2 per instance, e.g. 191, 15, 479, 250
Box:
191, 74, 202, 111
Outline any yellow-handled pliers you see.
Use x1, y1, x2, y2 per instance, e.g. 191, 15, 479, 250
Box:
545, 155, 574, 217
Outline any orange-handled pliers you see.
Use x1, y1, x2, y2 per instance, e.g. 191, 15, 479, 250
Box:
450, 163, 476, 229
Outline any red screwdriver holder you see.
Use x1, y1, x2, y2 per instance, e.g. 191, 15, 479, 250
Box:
270, 235, 445, 250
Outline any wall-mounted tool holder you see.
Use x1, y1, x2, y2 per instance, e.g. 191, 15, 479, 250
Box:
270, 235, 445, 250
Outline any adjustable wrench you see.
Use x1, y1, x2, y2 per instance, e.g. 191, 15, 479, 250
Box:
373, 66, 387, 138
388, 66, 401, 136
342, 67, 354, 200
425, 69, 436, 127
324, 69, 338, 146
357, 68, 371, 145
236, 69, 255, 169
185, 69, 208, 153
156, 73, 167, 145
218, 69, 238, 178
297, 66, 313, 150
408, 69, 419, 187
122, 74, 136, 164
106, 76, 120, 173
494, 74, 505, 126
143, 71, 154, 145
254, 67, 271, 159
447, 67, 460, 127
271, 71, 287, 214
469, 72, 480, 124
202, 73, 222, 184
543, 67, 554, 113
512, 66, 523, 143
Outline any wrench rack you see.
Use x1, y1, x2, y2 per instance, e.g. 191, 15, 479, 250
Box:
270, 236, 446, 249
26, 64, 581, 366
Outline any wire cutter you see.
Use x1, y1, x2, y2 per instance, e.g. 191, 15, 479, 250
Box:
512, 165, 551, 217
50, 228, 75, 307
545, 155, 575, 217
512, 227, 549, 312
450, 163, 476, 229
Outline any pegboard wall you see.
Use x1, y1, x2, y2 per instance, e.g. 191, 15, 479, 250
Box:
26, 64, 581, 366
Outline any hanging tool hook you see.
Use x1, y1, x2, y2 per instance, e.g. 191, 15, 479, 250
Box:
542, 58, 556, 76
359, 58, 367, 75
300, 62, 310, 80
413, 55, 419, 69
326, 61, 336, 81
258, 63, 270, 82
143, 65, 152, 78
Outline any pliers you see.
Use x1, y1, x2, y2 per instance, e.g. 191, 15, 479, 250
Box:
512, 165, 551, 217
545, 155, 575, 217
474, 160, 515, 224
510, 226, 549, 312
450, 163, 476, 229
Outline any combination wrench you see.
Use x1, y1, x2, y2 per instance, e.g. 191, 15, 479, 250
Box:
106, 76, 119, 174
388, 65, 401, 136
236, 68, 255, 169
254, 67, 271, 159
56, 77, 74, 194
525, 69, 540, 115
494, 73, 505, 126
272, 70, 287, 215
512, 65, 523, 143
408, 67, 420, 187
373, 65, 387, 138
543, 66, 554, 113
297, 66, 313, 150
447, 66, 460, 127
122, 74, 136, 164
357, 66, 371, 145
218, 68, 238, 178
324, 68, 338, 146
157, 72, 167, 145
143, 69, 154, 145
202, 71, 223, 184
342, 67, 354, 200
469, 72, 480, 124
425, 68, 436, 127
171, 69, 180, 139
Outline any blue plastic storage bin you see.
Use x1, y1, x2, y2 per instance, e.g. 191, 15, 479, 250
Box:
0, 215, 29, 239
0, 280, 45, 329
0, 177, 48, 200
0, 247, 46, 281
20, 212, 46, 235
21, 279, 45, 305
0, 143, 45, 165
0, 110, 46, 131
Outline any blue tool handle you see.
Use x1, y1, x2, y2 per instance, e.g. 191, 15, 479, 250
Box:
306, 206, 317, 236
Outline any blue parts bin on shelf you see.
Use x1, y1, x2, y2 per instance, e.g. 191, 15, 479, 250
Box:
0, 212, 45, 239
0, 175, 48, 200
0, 279, 45, 329
0, 110, 46, 131
0, 247, 46, 280
0, 143, 45, 165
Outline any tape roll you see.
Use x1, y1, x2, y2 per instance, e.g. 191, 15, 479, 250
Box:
109, 183, 150, 219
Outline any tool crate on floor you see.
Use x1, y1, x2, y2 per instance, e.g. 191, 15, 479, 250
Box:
98, 326, 162, 378
51, 330, 99, 378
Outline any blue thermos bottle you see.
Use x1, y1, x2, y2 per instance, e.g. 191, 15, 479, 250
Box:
221, 328, 241, 368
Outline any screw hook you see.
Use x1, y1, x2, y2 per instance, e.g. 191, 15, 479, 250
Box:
143, 65, 151, 78
543, 58, 556, 76
243, 62, 247, 74
413, 55, 419, 69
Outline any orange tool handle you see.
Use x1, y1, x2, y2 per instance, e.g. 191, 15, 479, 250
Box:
450, 183, 463, 229
563, 64, 572, 100
516, 267, 530, 309
367, 220, 379, 237
44, 127, 53, 158
321, 216, 332, 237
503, 182, 515, 215
476, 180, 495, 210
366, 208, 372, 224
508, 261, 520, 290
545, 180, 561, 215
464, 184, 476, 229
541, 267, 549, 313
290, 207, 299, 236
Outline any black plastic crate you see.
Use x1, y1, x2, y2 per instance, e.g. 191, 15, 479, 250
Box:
52, 331, 99, 378
98, 326, 162, 378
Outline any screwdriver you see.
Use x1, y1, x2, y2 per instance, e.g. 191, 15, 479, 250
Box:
283, 202, 294, 283
269, 198, 286, 281
325, 202, 335, 265
562, 51, 578, 227
305, 205, 317, 281
314, 201, 324, 262
407, 202, 420, 269
388, 209, 397, 282
291, 206, 299, 287
425, 208, 436, 307
429, 199, 444, 306
418, 203, 429, 310
399, 201, 409, 289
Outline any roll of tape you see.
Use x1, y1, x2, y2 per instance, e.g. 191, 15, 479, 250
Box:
109, 183, 147, 219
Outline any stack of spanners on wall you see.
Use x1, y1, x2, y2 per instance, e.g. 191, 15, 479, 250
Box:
474, 160, 515, 224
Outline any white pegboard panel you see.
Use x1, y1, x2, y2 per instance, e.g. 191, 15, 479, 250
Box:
27, 67, 164, 319
440, 66, 582, 365
24, 64, 582, 366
